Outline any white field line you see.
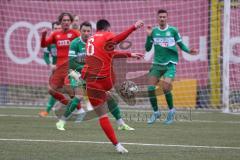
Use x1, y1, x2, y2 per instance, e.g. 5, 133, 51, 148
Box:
0, 113, 240, 124
0, 138, 240, 150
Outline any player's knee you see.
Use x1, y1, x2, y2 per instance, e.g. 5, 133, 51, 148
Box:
148, 85, 156, 92
162, 82, 172, 93
93, 103, 108, 117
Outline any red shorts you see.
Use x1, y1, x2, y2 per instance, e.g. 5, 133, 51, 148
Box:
86, 76, 115, 107
49, 63, 69, 88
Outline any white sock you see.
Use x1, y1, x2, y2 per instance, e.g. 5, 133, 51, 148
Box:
169, 108, 175, 112
86, 101, 93, 111
59, 118, 66, 123
117, 118, 124, 126
78, 108, 85, 114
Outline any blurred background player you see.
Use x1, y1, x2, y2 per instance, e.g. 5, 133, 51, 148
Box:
81, 19, 144, 153
71, 15, 80, 30
39, 21, 61, 117
41, 12, 80, 111
145, 9, 198, 125
56, 21, 135, 131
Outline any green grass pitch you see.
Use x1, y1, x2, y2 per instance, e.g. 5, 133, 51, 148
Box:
0, 107, 240, 160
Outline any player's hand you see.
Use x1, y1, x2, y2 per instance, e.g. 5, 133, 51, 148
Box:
146, 25, 152, 36
41, 29, 48, 36
131, 53, 144, 59
50, 64, 56, 72
134, 20, 144, 29
189, 48, 198, 55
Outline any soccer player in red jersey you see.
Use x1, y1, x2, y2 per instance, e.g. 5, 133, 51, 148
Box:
41, 12, 80, 107
81, 19, 144, 153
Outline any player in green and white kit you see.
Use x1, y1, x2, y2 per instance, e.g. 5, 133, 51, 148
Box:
56, 21, 135, 131
145, 9, 197, 124
39, 21, 61, 117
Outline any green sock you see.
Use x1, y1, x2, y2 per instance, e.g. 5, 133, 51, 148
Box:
165, 92, 173, 110
107, 97, 121, 120
64, 97, 80, 118
46, 96, 57, 113
148, 86, 158, 112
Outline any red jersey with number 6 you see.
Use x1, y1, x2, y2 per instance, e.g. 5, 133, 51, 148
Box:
82, 26, 136, 80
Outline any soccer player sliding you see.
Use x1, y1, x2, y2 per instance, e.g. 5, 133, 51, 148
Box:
81, 19, 144, 153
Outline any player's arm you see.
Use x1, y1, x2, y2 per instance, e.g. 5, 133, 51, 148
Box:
145, 26, 153, 52
107, 20, 144, 44
69, 41, 82, 71
112, 51, 143, 59
112, 51, 131, 58
174, 28, 198, 54
43, 47, 51, 65
52, 56, 57, 65
41, 30, 55, 47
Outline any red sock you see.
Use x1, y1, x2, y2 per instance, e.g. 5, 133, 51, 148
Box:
77, 103, 81, 110
52, 92, 69, 105
99, 116, 118, 145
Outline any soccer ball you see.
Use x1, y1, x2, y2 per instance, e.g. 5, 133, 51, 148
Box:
116, 80, 138, 101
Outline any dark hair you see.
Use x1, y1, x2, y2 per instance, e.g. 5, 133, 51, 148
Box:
80, 21, 92, 30
51, 21, 61, 29
157, 9, 168, 15
73, 15, 79, 19
58, 12, 74, 22
96, 19, 110, 31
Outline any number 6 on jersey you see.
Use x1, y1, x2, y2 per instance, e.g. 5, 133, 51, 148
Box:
86, 37, 94, 56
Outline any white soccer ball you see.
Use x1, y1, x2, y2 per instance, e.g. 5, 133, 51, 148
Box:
117, 80, 138, 99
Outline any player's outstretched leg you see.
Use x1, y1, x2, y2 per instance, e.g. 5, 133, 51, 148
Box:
147, 85, 161, 124
107, 95, 134, 131
96, 106, 128, 154
89, 91, 128, 153
39, 95, 57, 117
56, 96, 82, 131
49, 89, 70, 105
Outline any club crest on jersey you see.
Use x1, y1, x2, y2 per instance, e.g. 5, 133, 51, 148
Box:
67, 33, 73, 38
166, 31, 171, 36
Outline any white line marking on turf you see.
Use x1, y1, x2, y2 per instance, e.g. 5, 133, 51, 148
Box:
0, 138, 240, 150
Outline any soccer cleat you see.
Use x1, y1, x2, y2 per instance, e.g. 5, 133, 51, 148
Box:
56, 120, 66, 131
75, 112, 86, 123
39, 111, 48, 117
147, 111, 161, 124
163, 108, 176, 125
115, 143, 128, 154
118, 124, 135, 131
